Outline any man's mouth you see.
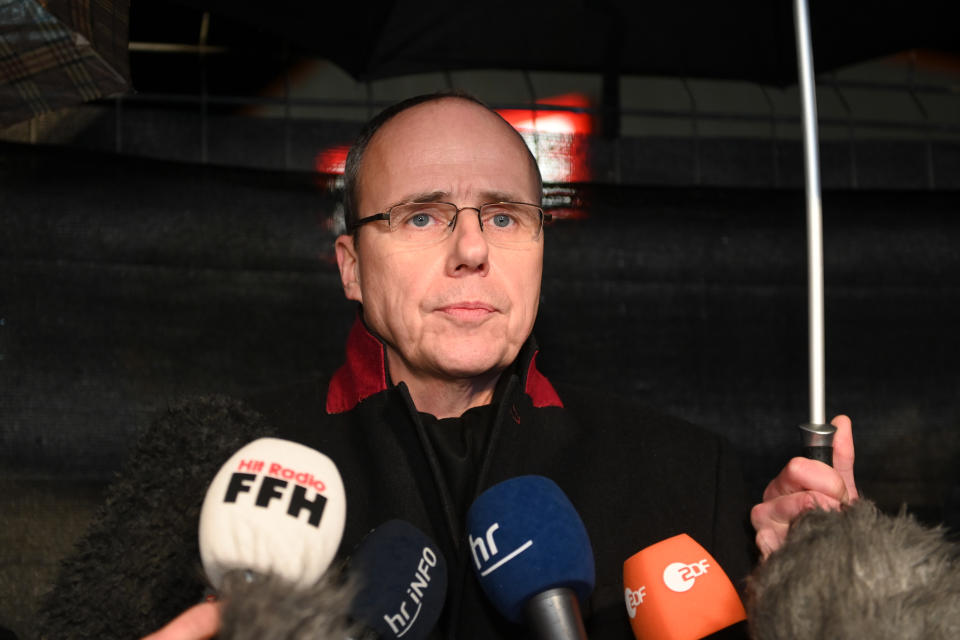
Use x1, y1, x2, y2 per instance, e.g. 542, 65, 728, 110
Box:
436, 302, 497, 321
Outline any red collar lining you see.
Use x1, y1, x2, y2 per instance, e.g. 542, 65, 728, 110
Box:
325, 318, 388, 414
524, 351, 564, 409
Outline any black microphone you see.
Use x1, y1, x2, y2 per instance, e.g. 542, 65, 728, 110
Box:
344, 519, 448, 640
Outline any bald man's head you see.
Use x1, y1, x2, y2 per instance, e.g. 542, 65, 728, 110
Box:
342, 91, 542, 231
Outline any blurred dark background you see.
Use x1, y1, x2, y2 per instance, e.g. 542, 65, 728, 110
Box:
2, 1, 960, 637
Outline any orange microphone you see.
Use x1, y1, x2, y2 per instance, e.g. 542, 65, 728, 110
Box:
622, 534, 746, 640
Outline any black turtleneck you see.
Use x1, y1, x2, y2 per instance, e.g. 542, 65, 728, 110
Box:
418, 402, 496, 527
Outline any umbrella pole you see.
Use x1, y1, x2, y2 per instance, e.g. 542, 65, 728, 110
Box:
793, 0, 836, 464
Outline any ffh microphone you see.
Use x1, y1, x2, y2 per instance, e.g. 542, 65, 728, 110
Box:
344, 519, 448, 640
466, 475, 594, 640
198, 437, 347, 590
622, 534, 745, 640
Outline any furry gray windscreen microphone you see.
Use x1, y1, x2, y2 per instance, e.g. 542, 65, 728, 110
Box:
745, 499, 960, 640
218, 570, 363, 640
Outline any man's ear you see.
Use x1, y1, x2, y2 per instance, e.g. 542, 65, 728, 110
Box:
334, 235, 362, 303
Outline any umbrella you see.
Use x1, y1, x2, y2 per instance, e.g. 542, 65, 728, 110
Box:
171, 0, 958, 86
0, 0, 131, 128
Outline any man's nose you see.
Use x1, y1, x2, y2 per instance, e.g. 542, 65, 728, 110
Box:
446, 209, 489, 276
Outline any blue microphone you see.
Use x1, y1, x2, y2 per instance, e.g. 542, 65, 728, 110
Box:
466, 475, 594, 640
346, 520, 448, 640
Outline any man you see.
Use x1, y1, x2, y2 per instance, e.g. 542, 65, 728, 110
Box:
40, 92, 857, 639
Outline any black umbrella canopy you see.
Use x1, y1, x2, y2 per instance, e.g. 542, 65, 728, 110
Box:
172, 0, 958, 85
335, 1, 797, 82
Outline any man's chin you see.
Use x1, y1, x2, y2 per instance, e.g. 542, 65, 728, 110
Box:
426, 347, 514, 382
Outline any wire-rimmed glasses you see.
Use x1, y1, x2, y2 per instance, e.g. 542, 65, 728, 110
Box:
348, 201, 550, 247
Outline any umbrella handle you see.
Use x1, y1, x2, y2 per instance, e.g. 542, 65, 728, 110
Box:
798, 423, 836, 465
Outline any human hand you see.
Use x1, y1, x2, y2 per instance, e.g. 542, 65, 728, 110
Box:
140, 602, 221, 640
750, 415, 858, 559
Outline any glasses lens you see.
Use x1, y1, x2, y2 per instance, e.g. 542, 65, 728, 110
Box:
389, 203, 457, 241
479, 203, 543, 243
386, 202, 543, 245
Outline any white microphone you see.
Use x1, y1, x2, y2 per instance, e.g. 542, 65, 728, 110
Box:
198, 437, 347, 590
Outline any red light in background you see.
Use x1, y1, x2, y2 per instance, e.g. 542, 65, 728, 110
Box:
498, 93, 593, 183
547, 207, 590, 221
314, 145, 350, 175
311, 93, 593, 183
497, 93, 593, 136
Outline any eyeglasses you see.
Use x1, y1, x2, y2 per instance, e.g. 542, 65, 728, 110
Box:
348, 201, 551, 247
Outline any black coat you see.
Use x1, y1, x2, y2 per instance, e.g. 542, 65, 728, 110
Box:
37, 319, 753, 639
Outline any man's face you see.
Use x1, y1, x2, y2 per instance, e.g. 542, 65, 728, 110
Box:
335, 98, 543, 384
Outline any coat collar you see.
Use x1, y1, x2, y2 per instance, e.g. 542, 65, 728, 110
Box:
326, 315, 563, 414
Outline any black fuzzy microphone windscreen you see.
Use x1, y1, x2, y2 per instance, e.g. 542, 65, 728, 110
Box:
36, 395, 281, 639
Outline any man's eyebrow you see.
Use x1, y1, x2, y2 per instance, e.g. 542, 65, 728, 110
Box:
385, 189, 526, 210
388, 191, 449, 208
478, 190, 522, 203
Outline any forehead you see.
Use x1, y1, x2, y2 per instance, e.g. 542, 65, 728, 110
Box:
357, 99, 539, 210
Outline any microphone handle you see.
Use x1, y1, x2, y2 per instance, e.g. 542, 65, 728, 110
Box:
797, 422, 836, 465
524, 587, 588, 640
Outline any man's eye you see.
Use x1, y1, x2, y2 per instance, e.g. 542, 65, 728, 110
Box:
399, 208, 445, 229
409, 213, 433, 228
490, 213, 514, 228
